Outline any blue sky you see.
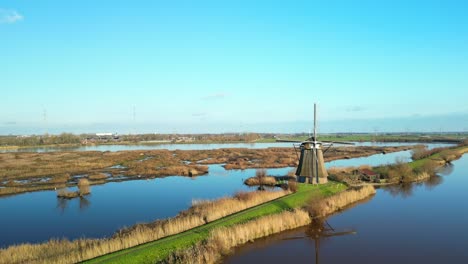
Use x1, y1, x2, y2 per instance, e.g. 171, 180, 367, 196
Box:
1, 0, 467, 134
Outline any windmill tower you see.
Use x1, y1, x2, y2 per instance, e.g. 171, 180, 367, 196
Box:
278, 103, 353, 184
295, 103, 328, 184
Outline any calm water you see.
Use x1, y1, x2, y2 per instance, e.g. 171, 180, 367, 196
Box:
1, 142, 453, 152
0, 165, 289, 248
0, 143, 456, 248
225, 155, 468, 264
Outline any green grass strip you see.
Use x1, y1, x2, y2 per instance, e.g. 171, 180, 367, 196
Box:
85, 182, 346, 264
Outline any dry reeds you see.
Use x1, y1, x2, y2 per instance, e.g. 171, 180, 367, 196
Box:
308, 185, 376, 218
186, 190, 289, 222
244, 169, 277, 186
88, 173, 108, 180
244, 176, 276, 186
77, 178, 90, 195
0, 190, 290, 264
165, 209, 311, 264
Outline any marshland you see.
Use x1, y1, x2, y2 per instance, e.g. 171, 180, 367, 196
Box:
4, 0, 468, 262
0, 140, 466, 264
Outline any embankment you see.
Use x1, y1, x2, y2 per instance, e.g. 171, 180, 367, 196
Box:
164, 185, 375, 264
0, 190, 289, 264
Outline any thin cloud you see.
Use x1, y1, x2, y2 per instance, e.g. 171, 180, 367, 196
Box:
0, 9, 23, 24
201, 92, 228, 100
346, 106, 366, 112
192, 112, 207, 117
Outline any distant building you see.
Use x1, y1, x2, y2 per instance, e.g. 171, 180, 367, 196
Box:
95, 133, 119, 140
352, 169, 380, 182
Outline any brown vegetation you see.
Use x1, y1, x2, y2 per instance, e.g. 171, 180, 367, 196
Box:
56, 179, 90, 199
88, 173, 108, 180
308, 185, 376, 218
411, 146, 448, 160
243, 169, 277, 186
287, 180, 298, 192
376, 159, 440, 184
165, 209, 311, 264
0, 146, 412, 196
0, 190, 289, 264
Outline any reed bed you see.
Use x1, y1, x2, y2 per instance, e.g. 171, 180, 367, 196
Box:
308, 185, 376, 218
243, 169, 277, 186
0, 190, 289, 264
165, 209, 311, 264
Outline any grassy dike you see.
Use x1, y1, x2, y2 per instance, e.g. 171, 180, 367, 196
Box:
85, 182, 347, 264
409, 146, 468, 169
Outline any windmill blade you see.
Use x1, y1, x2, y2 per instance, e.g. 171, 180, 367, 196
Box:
314, 103, 317, 141
276, 139, 303, 143
282, 231, 356, 241
322, 230, 357, 237
282, 236, 309, 241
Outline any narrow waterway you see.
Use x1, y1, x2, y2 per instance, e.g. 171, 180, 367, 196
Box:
224, 155, 468, 264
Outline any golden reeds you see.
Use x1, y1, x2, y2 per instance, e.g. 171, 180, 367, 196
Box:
308, 185, 376, 218
0, 190, 290, 264
165, 209, 311, 264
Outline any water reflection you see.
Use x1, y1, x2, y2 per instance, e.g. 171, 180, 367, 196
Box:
79, 196, 91, 211
283, 219, 356, 264
56, 197, 68, 214
226, 155, 468, 264
437, 164, 454, 176
55, 196, 92, 213
381, 175, 444, 198
424, 175, 444, 190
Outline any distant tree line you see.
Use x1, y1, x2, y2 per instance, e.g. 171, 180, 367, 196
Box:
0, 133, 82, 146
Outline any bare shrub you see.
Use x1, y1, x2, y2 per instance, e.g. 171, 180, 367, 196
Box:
256, 169, 267, 178
288, 180, 298, 192
244, 176, 276, 186
56, 188, 79, 199
77, 178, 90, 196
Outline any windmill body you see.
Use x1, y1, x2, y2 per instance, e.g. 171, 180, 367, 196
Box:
296, 140, 328, 184
277, 103, 349, 184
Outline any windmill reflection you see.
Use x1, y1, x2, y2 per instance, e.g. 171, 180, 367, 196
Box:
283, 218, 356, 264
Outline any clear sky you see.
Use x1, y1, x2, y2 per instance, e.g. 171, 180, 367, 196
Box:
1, 0, 467, 134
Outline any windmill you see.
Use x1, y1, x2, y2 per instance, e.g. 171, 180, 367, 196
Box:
277, 103, 353, 184
283, 219, 356, 264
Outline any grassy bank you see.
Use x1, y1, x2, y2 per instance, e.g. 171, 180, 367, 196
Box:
165, 185, 375, 264
81, 182, 346, 264
329, 146, 468, 186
